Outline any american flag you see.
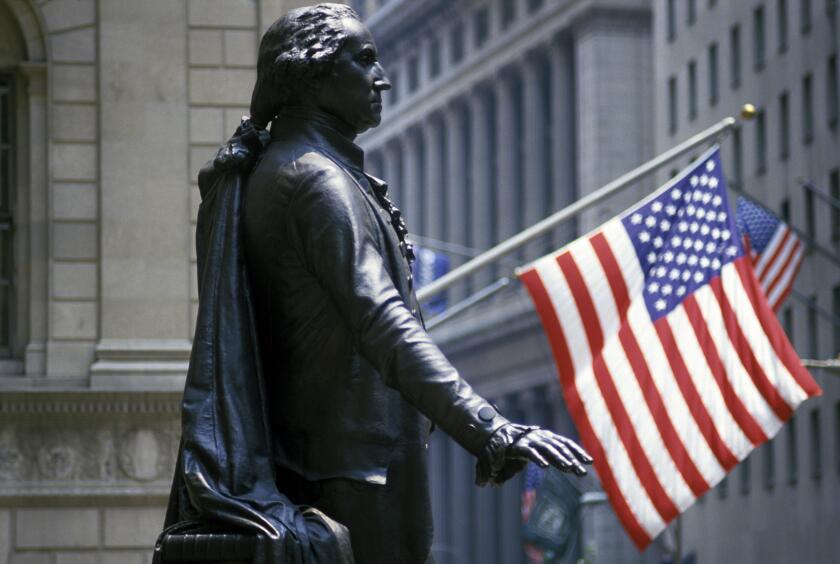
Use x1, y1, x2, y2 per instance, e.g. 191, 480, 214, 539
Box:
521, 463, 546, 563
735, 197, 804, 311
518, 147, 821, 549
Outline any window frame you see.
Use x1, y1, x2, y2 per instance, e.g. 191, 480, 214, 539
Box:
0, 74, 14, 359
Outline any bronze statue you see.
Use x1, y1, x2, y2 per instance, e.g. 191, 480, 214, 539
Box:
158, 4, 592, 564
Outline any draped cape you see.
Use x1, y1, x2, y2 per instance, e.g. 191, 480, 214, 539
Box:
156, 120, 354, 564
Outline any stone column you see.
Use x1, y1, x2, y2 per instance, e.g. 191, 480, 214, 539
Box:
92, 0, 192, 388
401, 129, 424, 236
444, 101, 470, 302
549, 37, 578, 247
422, 115, 446, 240
522, 55, 551, 258
468, 87, 495, 288
494, 69, 521, 252
19, 63, 47, 376
383, 141, 402, 207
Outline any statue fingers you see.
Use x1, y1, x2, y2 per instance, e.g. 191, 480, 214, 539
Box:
558, 435, 594, 465
547, 436, 588, 476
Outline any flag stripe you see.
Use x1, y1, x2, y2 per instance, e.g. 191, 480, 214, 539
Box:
654, 318, 741, 469
557, 252, 681, 522
759, 232, 797, 290
678, 296, 767, 449
519, 267, 655, 548
733, 260, 822, 397
709, 275, 793, 422
591, 231, 633, 317
754, 227, 788, 281
765, 242, 803, 309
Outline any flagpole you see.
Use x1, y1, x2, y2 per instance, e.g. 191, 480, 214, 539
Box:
417, 116, 738, 302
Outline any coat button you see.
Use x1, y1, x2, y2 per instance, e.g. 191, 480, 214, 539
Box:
478, 406, 496, 422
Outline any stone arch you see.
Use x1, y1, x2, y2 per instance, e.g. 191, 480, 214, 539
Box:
0, 0, 48, 373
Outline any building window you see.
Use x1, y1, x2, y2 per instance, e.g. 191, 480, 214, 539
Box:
801, 0, 812, 33
474, 7, 490, 47
688, 60, 698, 120
730, 24, 742, 88
810, 409, 822, 480
407, 55, 419, 93
668, 0, 677, 41
788, 415, 798, 484
755, 109, 767, 174
527, 0, 544, 13
780, 197, 791, 222
829, 0, 838, 15
780, 91, 790, 159
0, 76, 12, 358
687, 0, 697, 25
807, 293, 818, 358
778, 0, 789, 52
668, 76, 678, 134
717, 475, 728, 498
828, 54, 838, 128
709, 43, 719, 105
731, 126, 743, 187
501, 0, 516, 29
783, 306, 793, 337
830, 168, 840, 241
753, 6, 766, 71
739, 453, 751, 495
803, 73, 814, 143
428, 38, 441, 79
835, 401, 840, 476
833, 283, 840, 353
450, 22, 465, 64
763, 440, 776, 490
805, 188, 816, 240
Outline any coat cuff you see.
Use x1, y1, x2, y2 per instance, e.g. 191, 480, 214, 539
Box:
475, 423, 539, 487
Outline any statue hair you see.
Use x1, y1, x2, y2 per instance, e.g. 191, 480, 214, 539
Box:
249, 3, 360, 128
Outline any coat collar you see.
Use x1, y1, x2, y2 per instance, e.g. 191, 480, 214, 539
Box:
271, 107, 365, 173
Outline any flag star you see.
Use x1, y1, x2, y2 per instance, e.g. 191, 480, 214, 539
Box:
664, 251, 674, 262
655, 266, 666, 278
693, 240, 704, 252
702, 193, 712, 204
721, 229, 731, 241
631, 213, 643, 224
662, 284, 673, 295
669, 268, 680, 280
648, 282, 660, 293
687, 254, 699, 266
693, 271, 704, 283
655, 299, 667, 311
712, 227, 721, 239
712, 195, 722, 206
666, 204, 677, 216
700, 224, 711, 236
712, 258, 721, 269
682, 238, 693, 249
660, 219, 671, 231
690, 222, 700, 233
651, 201, 663, 212
693, 191, 703, 201
639, 230, 651, 243
709, 177, 719, 189
726, 246, 738, 256
671, 188, 682, 200
705, 241, 716, 253
653, 236, 664, 248
676, 253, 687, 264
645, 216, 657, 228
690, 176, 699, 187
700, 256, 711, 268
700, 174, 709, 186
684, 192, 692, 202
706, 160, 715, 172
678, 221, 689, 232
696, 208, 706, 220
647, 252, 657, 263
687, 205, 696, 216
706, 211, 717, 222
718, 211, 728, 222
682, 270, 692, 281
676, 285, 687, 296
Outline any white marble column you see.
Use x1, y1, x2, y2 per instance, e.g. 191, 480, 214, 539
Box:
549, 38, 578, 247
401, 129, 424, 235
468, 88, 495, 288
383, 141, 402, 206
445, 102, 470, 302
522, 56, 551, 258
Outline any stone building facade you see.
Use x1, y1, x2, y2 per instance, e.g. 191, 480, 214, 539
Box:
0, 1, 314, 562
353, 1, 659, 562
653, 1, 840, 562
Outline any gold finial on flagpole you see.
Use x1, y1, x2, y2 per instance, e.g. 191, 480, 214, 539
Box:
740, 103, 757, 120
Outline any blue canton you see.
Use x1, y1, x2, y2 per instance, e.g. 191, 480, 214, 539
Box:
735, 197, 781, 253
621, 149, 744, 321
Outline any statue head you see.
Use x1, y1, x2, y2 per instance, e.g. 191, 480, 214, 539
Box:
249, 3, 390, 134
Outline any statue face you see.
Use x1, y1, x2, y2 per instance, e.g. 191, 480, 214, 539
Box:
316, 17, 390, 134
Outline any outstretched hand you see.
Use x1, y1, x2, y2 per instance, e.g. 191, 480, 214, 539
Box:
507, 428, 593, 476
